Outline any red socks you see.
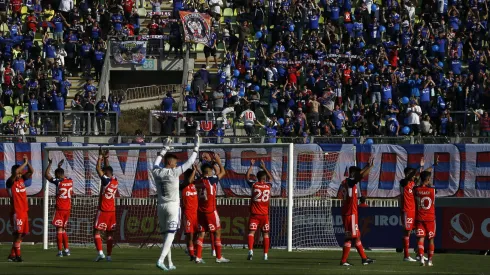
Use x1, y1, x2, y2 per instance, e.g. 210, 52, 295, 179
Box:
428, 243, 434, 260
57, 232, 63, 251
94, 234, 103, 252
107, 236, 113, 256
10, 247, 15, 258
210, 233, 216, 251
248, 234, 254, 251
263, 236, 270, 254
418, 240, 424, 257
215, 237, 222, 259
196, 237, 204, 258
341, 240, 351, 263
403, 236, 410, 258
62, 232, 69, 250
14, 242, 21, 257
188, 243, 195, 257
355, 240, 367, 259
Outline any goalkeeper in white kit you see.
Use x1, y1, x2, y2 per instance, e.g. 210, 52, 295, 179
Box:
152, 135, 200, 271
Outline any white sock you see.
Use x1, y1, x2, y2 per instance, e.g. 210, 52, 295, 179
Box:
98, 250, 104, 255
167, 249, 173, 267
158, 232, 175, 264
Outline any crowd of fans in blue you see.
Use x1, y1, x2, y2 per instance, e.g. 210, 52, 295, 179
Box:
172, 0, 490, 142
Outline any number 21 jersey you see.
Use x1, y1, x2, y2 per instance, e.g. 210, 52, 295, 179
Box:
99, 175, 119, 212
250, 181, 271, 215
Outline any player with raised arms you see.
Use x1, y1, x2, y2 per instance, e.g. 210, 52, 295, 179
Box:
45, 157, 73, 257
415, 171, 437, 267
195, 153, 229, 264
94, 150, 119, 262
339, 157, 375, 266
399, 156, 438, 262
152, 136, 200, 271
181, 165, 199, 261
7, 155, 34, 262
246, 159, 273, 261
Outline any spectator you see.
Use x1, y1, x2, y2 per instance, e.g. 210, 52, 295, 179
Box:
71, 94, 83, 135
95, 96, 109, 135
240, 103, 258, 137
213, 89, 225, 112
406, 100, 422, 135
474, 110, 490, 137
421, 115, 433, 136
161, 92, 175, 112
359, 196, 369, 208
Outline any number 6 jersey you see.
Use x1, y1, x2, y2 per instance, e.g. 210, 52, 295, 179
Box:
248, 180, 271, 216
50, 177, 74, 211
99, 175, 119, 212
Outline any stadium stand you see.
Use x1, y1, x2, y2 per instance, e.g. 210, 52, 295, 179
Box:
0, 0, 489, 142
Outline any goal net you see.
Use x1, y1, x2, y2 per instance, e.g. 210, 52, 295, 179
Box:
43, 143, 345, 250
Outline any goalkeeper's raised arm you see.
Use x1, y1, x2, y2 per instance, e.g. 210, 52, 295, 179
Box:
153, 135, 200, 177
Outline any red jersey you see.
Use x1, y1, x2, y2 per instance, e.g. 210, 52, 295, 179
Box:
414, 185, 436, 222
7, 178, 28, 214
400, 179, 416, 213
182, 183, 198, 213
339, 178, 358, 216
99, 175, 118, 212
10, 0, 22, 12
196, 176, 219, 213
249, 180, 271, 215
124, 0, 134, 12
148, 23, 159, 35
51, 177, 73, 211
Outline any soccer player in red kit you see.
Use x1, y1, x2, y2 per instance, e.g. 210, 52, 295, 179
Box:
94, 150, 119, 262
246, 159, 273, 261
339, 157, 375, 266
415, 171, 436, 267
181, 165, 198, 261
195, 153, 229, 263
45, 158, 73, 257
400, 157, 437, 262
7, 155, 34, 262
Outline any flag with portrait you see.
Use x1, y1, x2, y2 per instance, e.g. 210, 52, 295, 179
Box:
179, 11, 211, 45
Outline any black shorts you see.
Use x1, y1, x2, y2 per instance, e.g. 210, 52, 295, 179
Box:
204, 46, 216, 58
244, 125, 255, 136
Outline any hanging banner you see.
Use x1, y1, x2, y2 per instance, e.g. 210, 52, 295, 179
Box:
179, 11, 211, 45
111, 41, 147, 64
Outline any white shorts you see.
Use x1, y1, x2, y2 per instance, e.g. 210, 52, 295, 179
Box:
157, 203, 181, 233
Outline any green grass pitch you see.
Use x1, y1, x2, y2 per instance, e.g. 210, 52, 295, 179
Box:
1, 246, 489, 275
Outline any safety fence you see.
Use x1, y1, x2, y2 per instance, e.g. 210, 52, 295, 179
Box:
30, 110, 119, 136
110, 84, 183, 104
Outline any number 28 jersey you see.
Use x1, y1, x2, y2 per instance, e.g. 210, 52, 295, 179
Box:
414, 185, 436, 222
99, 175, 119, 212
50, 177, 73, 211
249, 181, 271, 216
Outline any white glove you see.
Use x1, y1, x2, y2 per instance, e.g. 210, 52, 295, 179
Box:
193, 134, 200, 152
164, 137, 173, 151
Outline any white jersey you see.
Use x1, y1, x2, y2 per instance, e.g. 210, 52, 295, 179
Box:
240, 110, 256, 126
152, 152, 197, 204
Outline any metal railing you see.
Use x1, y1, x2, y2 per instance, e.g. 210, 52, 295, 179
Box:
110, 84, 182, 104
149, 110, 236, 136
30, 110, 119, 135
0, 134, 485, 144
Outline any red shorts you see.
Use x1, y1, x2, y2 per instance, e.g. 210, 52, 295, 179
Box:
11, 212, 29, 234
52, 210, 70, 228
402, 211, 415, 231
416, 220, 436, 239
184, 211, 198, 234
249, 214, 270, 232
198, 210, 221, 232
94, 211, 117, 231
342, 214, 360, 239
